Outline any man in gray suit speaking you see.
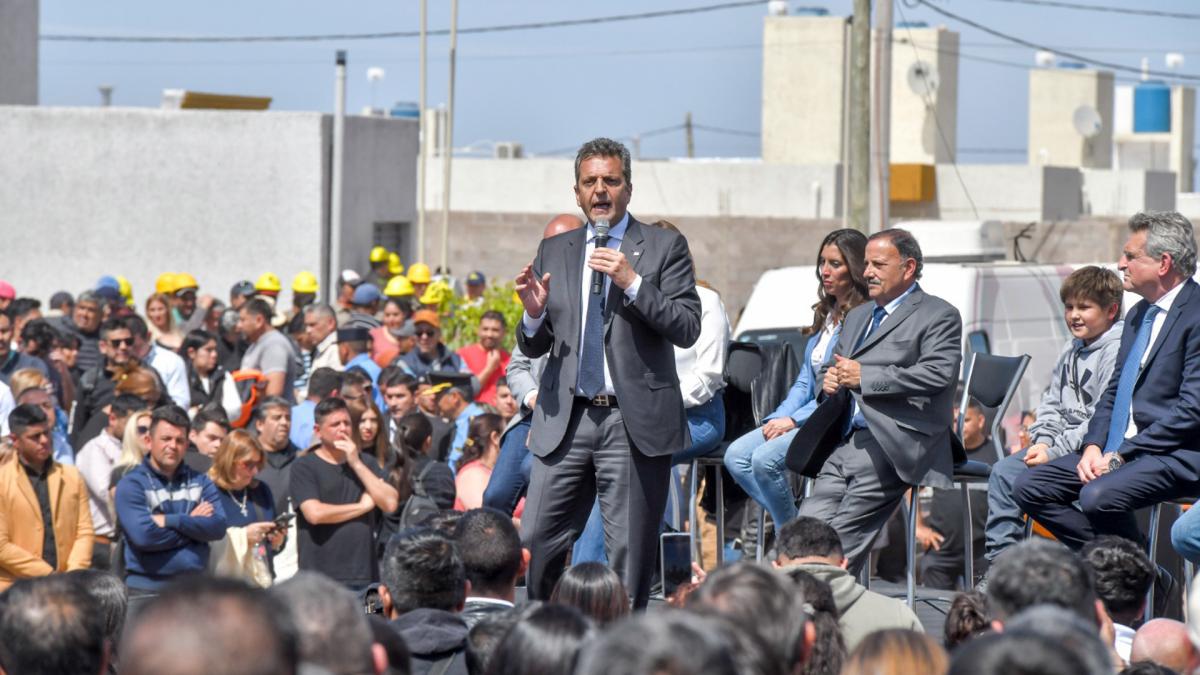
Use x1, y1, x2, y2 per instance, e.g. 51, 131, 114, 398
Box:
802, 228, 963, 573
514, 137, 701, 608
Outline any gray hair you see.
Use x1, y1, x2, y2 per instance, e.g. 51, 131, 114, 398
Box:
1005, 605, 1113, 675
76, 290, 101, 306
270, 572, 374, 675
869, 228, 924, 279
219, 307, 240, 334
303, 303, 337, 323
1130, 211, 1197, 278
574, 137, 632, 187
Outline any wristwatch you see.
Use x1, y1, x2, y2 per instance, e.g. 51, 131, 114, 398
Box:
1106, 453, 1125, 473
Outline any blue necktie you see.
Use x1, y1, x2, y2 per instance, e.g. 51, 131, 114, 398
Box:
1103, 305, 1161, 452
849, 305, 888, 429
578, 279, 606, 398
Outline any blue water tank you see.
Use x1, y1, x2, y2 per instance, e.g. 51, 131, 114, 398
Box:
1134, 81, 1171, 133
389, 102, 420, 119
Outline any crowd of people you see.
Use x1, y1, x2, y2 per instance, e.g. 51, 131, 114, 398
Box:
3, 137, 1200, 674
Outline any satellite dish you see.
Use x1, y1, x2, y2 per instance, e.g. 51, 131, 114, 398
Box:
1035, 50, 1056, 68
767, 0, 788, 16
1072, 105, 1102, 139
906, 61, 939, 98
1166, 52, 1185, 70
367, 67, 386, 82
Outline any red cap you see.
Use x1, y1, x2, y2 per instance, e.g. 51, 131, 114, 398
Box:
0, 281, 14, 300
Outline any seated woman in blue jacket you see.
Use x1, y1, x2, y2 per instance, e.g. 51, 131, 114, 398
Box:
724, 229, 868, 527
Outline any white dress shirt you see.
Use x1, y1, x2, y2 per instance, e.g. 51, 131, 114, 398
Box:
674, 285, 731, 408
1125, 280, 1185, 438
148, 344, 191, 409
522, 213, 642, 397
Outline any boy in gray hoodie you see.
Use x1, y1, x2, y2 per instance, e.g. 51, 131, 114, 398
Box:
984, 266, 1124, 566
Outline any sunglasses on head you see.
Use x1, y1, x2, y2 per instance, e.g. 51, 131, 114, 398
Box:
109, 337, 134, 348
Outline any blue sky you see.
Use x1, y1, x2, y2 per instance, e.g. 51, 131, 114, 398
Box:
38, 0, 1200, 175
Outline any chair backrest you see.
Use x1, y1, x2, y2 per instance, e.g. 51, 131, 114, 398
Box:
724, 342, 764, 394
957, 352, 1031, 463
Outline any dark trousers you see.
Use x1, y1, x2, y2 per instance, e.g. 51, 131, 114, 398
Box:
522, 401, 672, 610
1013, 450, 1200, 550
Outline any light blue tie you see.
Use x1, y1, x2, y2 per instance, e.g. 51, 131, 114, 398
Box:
849, 305, 889, 430
1103, 305, 1161, 453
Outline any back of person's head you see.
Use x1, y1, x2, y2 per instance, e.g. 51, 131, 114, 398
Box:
576, 610, 741, 675
483, 603, 591, 675
111, 392, 148, 419
842, 629, 947, 675
686, 562, 811, 671
549, 561, 631, 627
986, 540, 1096, 624
269, 572, 373, 675
366, 614, 411, 675
775, 516, 844, 565
243, 298, 275, 325
307, 367, 343, 401
1004, 604, 1112, 674
20, 318, 60, 356
1080, 535, 1156, 626
453, 508, 523, 599
1060, 265, 1124, 315
466, 610, 520, 675
1132, 619, 1193, 674
424, 508, 463, 536
122, 576, 297, 675
380, 528, 466, 615
1120, 662, 1181, 675
66, 569, 128, 655
0, 576, 108, 675
781, 567, 845, 675
949, 631, 1089, 675
944, 590, 991, 650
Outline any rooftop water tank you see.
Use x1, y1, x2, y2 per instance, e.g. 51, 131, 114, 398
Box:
1133, 80, 1171, 133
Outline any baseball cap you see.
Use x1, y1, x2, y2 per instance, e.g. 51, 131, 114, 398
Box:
94, 286, 122, 302
0, 281, 15, 300
231, 280, 256, 298
351, 283, 382, 306
96, 275, 120, 291
340, 269, 362, 286
336, 326, 373, 343
411, 309, 441, 328
466, 271, 486, 286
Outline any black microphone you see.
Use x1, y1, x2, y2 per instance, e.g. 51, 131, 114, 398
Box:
590, 219, 610, 296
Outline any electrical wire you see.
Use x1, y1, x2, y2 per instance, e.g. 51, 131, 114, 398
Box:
40, 0, 774, 43
981, 0, 1200, 21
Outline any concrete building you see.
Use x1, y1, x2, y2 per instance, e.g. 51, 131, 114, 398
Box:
761, 14, 848, 165
0, 0, 37, 105
1027, 66, 1114, 169
890, 25, 959, 164
1114, 82, 1196, 193
0, 106, 416, 305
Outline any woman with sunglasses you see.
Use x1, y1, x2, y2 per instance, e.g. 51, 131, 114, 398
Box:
207, 430, 284, 586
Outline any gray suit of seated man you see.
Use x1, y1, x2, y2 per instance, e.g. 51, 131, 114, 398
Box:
799, 228, 963, 574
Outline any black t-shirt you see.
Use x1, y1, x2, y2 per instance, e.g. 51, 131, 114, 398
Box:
290, 452, 386, 587
258, 445, 299, 517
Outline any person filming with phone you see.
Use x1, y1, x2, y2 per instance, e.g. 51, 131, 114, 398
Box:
206, 429, 286, 586
289, 397, 399, 591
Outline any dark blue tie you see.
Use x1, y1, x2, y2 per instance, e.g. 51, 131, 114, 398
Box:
1103, 305, 1161, 452
849, 305, 888, 429
578, 282, 606, 398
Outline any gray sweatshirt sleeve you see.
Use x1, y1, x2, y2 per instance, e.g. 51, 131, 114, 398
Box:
1047, 337, 1122, 459
1029, 348, 1070, 453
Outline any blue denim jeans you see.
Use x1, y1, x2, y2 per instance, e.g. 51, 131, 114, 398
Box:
482, 417, 534, 516
984, 448, 1028, 563
1171, 500, 1200, 563
722, 424, 800, 527
572, 395, 728, 565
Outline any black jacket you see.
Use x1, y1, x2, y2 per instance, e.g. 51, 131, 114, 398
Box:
390, 608, 469, 675
460, 598, 514, 629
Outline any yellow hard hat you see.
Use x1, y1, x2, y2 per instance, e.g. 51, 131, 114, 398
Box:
174, 273, 199, 292
155, 273, 178, 295
369, 246, 389, 264
292, 271, 319, 294
406, 262, 432, 284
255, 272, 282, 293
117, 276, 134, 307
388, 252, 404, 276
419, 279, 451, 306
384, 275, 415, 298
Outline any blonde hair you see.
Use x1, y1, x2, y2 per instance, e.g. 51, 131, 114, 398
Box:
208, 430, 264, 491
145, 293, 177, 332
114, 411, 151, 472
114, 367, 161, 406
9, 368, 49, 399
841, 629, 948, 675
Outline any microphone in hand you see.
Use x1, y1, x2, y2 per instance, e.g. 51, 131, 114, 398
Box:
591, 219, 610, 296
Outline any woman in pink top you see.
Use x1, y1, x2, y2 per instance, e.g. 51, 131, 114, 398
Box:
453, 413, 505, 512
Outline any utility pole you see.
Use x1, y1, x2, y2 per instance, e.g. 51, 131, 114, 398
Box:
684, 112, 695, 158
440, 0, 458, 274
416, 0, 428, 264
872, 0, 893, 233
328, 50, 347, 299
847, 0, 871, 233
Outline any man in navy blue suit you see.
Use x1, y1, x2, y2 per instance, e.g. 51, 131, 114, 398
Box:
1014, 211, 1200, 549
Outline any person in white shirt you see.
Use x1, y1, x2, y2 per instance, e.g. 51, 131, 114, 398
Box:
127, 314, 190, 409
74, 393, 147, 569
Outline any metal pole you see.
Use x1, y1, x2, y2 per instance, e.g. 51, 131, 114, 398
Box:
685, 112, 695, 158
329, 50, 347, 298
416, 0, 428, 264
873, 0, 893, 233
841, 18, 851, 228
440, 0, 458, 273
847, 0, 871, 233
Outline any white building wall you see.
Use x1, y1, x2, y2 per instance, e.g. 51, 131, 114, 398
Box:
935, 165, 1082, 221
890, 26, 958, 164
761, 15, 848, 165
0, 0, 37, 105
1028, 68, 1114, 169
1081, 169, 1176, 216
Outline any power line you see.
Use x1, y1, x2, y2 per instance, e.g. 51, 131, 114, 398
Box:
980, 0, 1200, 20
912, 0, 1200, 82
693, 124, 759, 138
40, 0, 773, 43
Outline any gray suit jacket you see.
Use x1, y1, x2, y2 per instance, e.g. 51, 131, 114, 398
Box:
501, 347, 544, 438
828, 286, 962, 487
517, 216, 701, 457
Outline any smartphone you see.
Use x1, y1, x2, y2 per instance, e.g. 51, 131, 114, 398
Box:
273, 513, 296, 529
660, 532, 693, 599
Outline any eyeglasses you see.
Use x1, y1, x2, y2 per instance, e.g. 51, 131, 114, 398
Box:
109, 337, 134, 348
415, 328, 437, 338
238, 460, 264, 471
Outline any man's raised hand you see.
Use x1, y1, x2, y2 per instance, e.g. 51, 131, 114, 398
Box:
515, 262, 551, 319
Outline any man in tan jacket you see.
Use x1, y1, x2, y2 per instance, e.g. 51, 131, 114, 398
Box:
0, 403, 93, 590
